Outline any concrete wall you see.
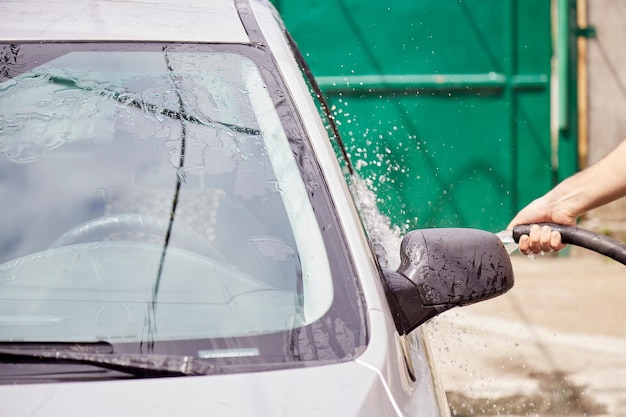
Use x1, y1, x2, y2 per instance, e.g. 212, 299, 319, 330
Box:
579, 0, 626, 233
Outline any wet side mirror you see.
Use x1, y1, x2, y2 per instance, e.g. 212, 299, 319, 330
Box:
382, 228, 514, 335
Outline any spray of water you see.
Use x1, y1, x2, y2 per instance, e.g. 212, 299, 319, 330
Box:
495, 230, 519, 255
349, 172, 532, 265
348, 174, 405, 270
495, 229, 540, 261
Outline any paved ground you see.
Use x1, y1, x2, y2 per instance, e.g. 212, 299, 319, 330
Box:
426, 250, 626, 417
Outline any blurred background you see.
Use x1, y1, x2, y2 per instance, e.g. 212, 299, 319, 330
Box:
271, 0, 626, 236
272, 0, 626, 415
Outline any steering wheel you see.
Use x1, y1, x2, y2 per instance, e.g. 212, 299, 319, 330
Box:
49, 214, 227, 263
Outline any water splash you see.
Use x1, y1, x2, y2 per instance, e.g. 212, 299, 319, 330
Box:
495, 230, 519, 255
349, 174, 404, 269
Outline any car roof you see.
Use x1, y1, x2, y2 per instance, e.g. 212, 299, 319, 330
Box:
0, 0, 251, 42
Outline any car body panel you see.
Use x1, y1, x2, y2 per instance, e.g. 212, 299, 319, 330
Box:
0, 311, 441, 417
250, 2, 451, 415
0, 0, 249, 42
0, 1, 456, 416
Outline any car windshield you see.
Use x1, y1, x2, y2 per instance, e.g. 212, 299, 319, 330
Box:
0, 43, 365, 368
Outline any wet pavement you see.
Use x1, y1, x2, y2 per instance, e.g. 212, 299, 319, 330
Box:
426, 251, 626, 417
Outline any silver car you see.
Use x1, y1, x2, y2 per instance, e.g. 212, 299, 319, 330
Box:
0, 0, 514, 415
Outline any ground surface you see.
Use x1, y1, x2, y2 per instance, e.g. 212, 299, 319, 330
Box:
426, 250, 626, 417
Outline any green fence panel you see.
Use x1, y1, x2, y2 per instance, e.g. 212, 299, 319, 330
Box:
274, 0, 554, 232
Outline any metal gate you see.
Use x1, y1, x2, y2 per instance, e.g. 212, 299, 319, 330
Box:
274, 0, 560, 232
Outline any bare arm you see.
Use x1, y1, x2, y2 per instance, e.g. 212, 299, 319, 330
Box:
507, 139, 626, 254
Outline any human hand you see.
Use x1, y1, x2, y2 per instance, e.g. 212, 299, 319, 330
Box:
514, 224, 567, 255
507, 197, 576, 255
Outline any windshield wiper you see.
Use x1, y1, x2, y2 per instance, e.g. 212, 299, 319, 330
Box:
0, 342, 220, 377
0, 341, 114, 354
48, 75, 261, 135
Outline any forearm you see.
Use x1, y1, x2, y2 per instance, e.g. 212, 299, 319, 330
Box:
547, 139, 626, 218
508, 139, 626, 254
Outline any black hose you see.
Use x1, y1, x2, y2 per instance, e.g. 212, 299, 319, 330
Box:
513, 223, 626, 265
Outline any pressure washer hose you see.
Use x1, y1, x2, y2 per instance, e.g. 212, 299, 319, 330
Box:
513, 223, 626, 265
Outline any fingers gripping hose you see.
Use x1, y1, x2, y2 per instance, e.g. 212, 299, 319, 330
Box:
513, 223, 626, 265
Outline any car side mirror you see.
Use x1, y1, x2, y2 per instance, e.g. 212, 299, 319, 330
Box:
382, 228, 514, 335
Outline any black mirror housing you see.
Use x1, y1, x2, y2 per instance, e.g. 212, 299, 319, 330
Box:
383, 228, 514, 335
